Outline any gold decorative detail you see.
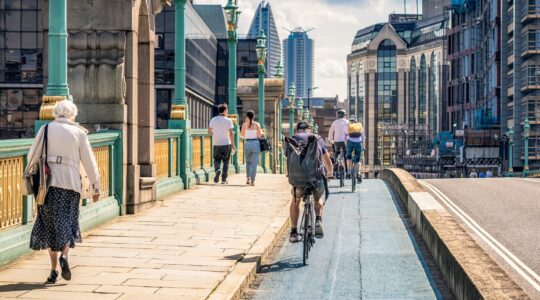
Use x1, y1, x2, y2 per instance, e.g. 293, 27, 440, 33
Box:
228, 114, 238, 125
154, 140, 169, 179
239, 139, 245, 164
39, 95, 67, 120
92, 146, 110, 199
192, 136, 202, 170
203, 136, 212, 168
171, 104, 186, 120
0, 157, 23, 229
171, 139, 178, 176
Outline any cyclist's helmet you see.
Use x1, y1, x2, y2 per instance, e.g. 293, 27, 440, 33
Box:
349, 115, 357, 123
337, 110, 346, 118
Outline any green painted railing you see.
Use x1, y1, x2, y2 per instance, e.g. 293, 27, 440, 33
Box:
0, 131, 122, 266
154, 129, 183, 200
191, 129, 215, 183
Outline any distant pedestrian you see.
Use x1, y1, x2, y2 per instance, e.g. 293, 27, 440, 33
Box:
209, 104, 236, 184
469, 169, 478, 178
479, 172, 486, 178
486, 170, 493, 178
26, 100, 100, 284
240, 110, 262, 186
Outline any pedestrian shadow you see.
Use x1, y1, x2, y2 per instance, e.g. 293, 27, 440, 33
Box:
199, 183, 247, 188
257, 259, 304, 274
0, 283, 58, 293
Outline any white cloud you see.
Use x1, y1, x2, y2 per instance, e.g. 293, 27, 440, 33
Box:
194, 0, 412, 99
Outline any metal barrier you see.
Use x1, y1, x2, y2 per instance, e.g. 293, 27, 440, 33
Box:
0, 131, 122, 230
154, 130, 181, 180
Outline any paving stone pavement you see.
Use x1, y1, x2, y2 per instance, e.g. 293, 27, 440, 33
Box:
0, 174, 290, 300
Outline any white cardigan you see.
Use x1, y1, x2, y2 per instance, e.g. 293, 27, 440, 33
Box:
26, 118, 100, 195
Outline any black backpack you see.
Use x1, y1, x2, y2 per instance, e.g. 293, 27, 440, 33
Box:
284, 135, 323, 187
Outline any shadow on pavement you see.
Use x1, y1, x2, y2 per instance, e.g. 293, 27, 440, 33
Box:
257, 259, 304, 274
0, 283, 55, 293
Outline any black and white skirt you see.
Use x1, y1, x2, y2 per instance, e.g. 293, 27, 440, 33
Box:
30, 187, 82, 252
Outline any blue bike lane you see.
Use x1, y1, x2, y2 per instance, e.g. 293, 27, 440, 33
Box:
250, 179, 443, 300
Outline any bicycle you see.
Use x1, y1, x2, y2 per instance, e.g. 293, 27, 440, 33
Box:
351, 147, 363, 192
298, 184, 316, 266
333, 143, 346, 188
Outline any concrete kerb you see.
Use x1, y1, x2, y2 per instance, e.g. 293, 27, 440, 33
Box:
207, 199, 291, 300
379, 168, 529, 300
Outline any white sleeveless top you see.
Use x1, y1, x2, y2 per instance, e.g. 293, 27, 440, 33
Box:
245, 129, 258, 139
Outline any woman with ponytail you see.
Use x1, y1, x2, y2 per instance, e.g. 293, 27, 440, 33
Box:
240, 110, 263, 186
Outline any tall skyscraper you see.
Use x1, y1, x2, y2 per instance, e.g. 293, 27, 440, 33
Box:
247, 1, 281, 77
283, 28, 314, 98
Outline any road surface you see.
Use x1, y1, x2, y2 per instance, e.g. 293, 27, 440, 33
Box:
421, 178, 540, 299
248, 179, 444, 300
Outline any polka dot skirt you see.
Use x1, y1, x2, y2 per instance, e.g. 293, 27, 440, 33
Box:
30, 187, 82, 252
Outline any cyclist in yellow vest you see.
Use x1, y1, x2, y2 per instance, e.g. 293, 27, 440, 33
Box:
346, 115, 364, 180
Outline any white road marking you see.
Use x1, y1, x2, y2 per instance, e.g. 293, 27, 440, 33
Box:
420, 181, 540, 292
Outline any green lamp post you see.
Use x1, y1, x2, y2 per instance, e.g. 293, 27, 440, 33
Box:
275, 60, 284, 174
224, 0, 240, 172
288, 83, 296, 136
313, 123, 319, 135
303, 109, 309, 123
297, 97, 304, 121
508, 127, 514, 173
37, 0, 71, 129
524, 118, 530, 172
169, 0, 191, 189
256, 30, 267, 173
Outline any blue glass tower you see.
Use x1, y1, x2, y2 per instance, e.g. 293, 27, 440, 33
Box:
283, 28, 314, 98
247, 1, 281, 77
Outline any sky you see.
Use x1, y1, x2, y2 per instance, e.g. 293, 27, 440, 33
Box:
196, 0, 423, 101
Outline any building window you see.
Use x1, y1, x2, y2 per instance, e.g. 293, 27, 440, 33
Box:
0, 0, 43, 139
409, 56, 416, 125
376, 39, 397, 166
419, 54, 427, 125
429, 53, 439, 133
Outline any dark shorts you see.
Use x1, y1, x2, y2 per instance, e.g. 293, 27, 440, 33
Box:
291, 180, 325, 200
346, 141, 363, 163
333, 142, 346, 157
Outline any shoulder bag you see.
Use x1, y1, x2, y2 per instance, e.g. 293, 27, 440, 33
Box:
23, 124, 51, 205
259, 137, 271, 152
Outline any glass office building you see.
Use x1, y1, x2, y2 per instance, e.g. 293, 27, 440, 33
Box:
155, 3, 218, 129
247, 1, 281, 77
347, 13, 447, 174
0, 0, 43, 139
283, 28, 314, 98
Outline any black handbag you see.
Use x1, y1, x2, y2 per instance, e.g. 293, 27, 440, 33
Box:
23, 124, 51, 204
259, 137, 271, 152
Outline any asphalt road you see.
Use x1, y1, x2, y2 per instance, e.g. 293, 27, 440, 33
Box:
249, 179, 442, 300
421, 178, 540, 299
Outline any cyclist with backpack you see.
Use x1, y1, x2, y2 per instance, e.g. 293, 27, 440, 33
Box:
284, 121, 333, 243
328, 110, 349, 175
346, 115, 365, 180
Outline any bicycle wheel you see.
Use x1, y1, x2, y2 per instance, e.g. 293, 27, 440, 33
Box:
302, 203, 310, 266
339, 167, 344, 187
352, 171, 356, 192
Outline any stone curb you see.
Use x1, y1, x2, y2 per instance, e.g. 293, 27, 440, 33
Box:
206, 200, 291, 300
380, 168, 529, 300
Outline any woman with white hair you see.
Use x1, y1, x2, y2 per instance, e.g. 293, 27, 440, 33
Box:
26, 100, 100, 284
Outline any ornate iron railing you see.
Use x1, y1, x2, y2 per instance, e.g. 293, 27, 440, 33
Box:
191, 129, 212, 172
154, 129, 182, 180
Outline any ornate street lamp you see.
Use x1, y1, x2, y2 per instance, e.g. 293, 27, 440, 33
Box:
508, 127, 514, 173
288, 82, 296, 136
224, 0, 240, 172
256, 30, 267, 172
297, 97, 304, 121
274, 61, 284, 174
313, 123, 319, 135
303, 110, 309, 123
524, 118, 530, 172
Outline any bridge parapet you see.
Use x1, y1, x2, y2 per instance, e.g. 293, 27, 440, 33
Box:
380, 168, 529, 300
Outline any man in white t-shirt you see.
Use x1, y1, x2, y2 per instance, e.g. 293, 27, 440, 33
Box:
209, 104, 235, 184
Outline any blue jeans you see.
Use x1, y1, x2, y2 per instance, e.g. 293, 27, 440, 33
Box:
244, 140, 261, 181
